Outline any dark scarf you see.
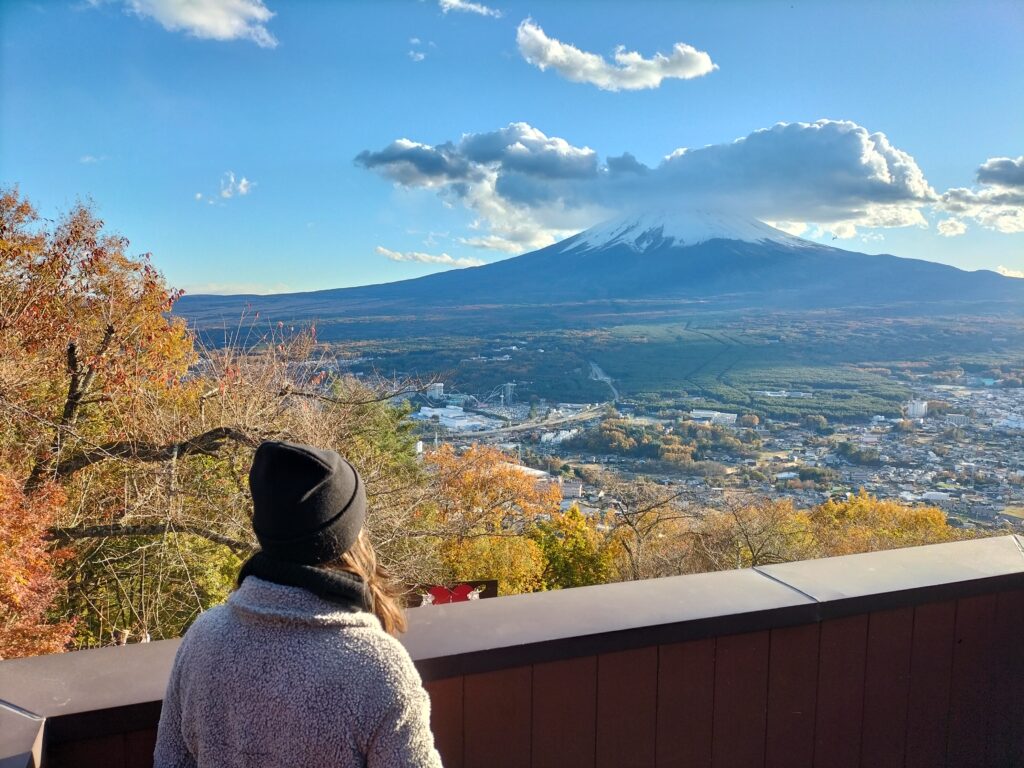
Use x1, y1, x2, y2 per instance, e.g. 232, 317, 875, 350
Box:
238, 551, 370, 613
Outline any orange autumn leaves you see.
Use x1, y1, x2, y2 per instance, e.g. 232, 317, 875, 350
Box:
0, 476, 74, 659
424, 444, 562, 595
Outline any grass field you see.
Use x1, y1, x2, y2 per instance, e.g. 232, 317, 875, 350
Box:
337, 310, 1024, 422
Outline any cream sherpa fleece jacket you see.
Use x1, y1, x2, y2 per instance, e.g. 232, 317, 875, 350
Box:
154, 576, 442, 768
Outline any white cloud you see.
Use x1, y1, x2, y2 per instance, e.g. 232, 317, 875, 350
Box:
357, 119, 937, 252
375, 246, 484, 268
79, 154, 106, 164
409, 50, 426, 62
194, 192, 203, 201
937, 218, 967, 237
977, 156, 1024, 188
996, 266, 1024, 278
409, 37, 421, 45
516, 19, 716, 91
763, 220, 808, 236
938, 154, 1024, 235
119, 0, 277, 47
219, 171, 253, 198
439, 0, 501, 18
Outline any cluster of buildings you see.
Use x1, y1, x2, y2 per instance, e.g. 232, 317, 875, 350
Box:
750, 386, 1024, 529
407, 375, 1024, 532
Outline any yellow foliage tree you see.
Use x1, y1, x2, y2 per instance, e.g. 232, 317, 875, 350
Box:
424, 444, 561, 595
533, 505, 615, 589
807, 490, 959, 556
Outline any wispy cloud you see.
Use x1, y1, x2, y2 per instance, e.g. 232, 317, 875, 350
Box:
409, 50, 426, 62
193, 171, 254, 203
102, 0, 277, 47
516, 19, 716, 91
79, 154, 107, 164
439, 0, 501, 18
375, 246, 484, 268
357, 119, 935, 252
220, 171, 253, 198
996, 265, 1024, 279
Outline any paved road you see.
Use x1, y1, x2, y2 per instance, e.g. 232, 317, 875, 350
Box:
589, 361, 619, 401
452, 405, 606, 438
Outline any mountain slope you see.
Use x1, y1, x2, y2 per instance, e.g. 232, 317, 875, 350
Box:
176, 209, 1024, 333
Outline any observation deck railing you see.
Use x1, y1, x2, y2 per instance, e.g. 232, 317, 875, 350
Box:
1, 534, 1022, 767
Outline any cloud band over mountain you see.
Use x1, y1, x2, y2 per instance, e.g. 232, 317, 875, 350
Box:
356, 119, 943, 252
375, 246, 484, 268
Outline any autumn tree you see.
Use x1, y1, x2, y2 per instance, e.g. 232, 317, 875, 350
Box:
0, 188, 435, 646
423, 444, 561, 595
688, 497, 815, 571
605, 478, 702, 581
533, 505, 614, 589
806, 491, 959, 555
0, 474, 75, 658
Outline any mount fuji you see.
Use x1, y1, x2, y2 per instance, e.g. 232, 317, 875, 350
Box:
176, 209, 1024, 337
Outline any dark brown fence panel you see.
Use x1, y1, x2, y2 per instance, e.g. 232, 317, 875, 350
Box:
46, 734, 126, 768
124, 730, 157, 768
711, 630, 770, 768
596, 646, 658, 768
425, 676, 464, 768
860, 606, 914, 768
904, 599, 956, 768
986, 588, 1024, 768
463, 666, 532, 768
656, 638, 715, 768
946, 593, 998, 766
531, 655, 597, 768
765, 623, 819, 768
813, 614, 868, 768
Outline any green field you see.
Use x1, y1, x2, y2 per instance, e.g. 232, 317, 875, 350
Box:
339, 309, 1024, 422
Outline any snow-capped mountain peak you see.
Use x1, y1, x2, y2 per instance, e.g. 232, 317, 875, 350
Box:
564, 208, 811, 253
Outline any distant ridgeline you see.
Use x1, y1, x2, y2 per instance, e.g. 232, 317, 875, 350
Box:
174, 210, 1024, 421
176, 209, 1024, 337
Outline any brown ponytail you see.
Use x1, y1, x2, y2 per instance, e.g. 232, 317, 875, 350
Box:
326, 530, 407, 636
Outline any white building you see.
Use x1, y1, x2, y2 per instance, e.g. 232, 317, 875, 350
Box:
690, 410, 738, 426
411, 406, 500, 432
906, 399, 929, 418
946, 414, 970, 427
425, 382, 445, 401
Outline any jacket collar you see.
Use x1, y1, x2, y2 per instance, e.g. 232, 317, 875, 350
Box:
238, 551, 370, 612
229, 576, 383, 629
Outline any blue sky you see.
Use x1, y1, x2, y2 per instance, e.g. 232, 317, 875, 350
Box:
2, 0, 1023, 294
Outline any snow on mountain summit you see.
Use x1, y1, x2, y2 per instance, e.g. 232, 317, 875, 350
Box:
564, 208, 812, 253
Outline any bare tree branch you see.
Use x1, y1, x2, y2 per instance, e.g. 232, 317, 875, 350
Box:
49, 522, 255, 556
44, 426, 260, 482
277, 382, 421, 406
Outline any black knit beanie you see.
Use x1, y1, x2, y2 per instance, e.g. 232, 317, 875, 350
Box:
248, 441, 366, 565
